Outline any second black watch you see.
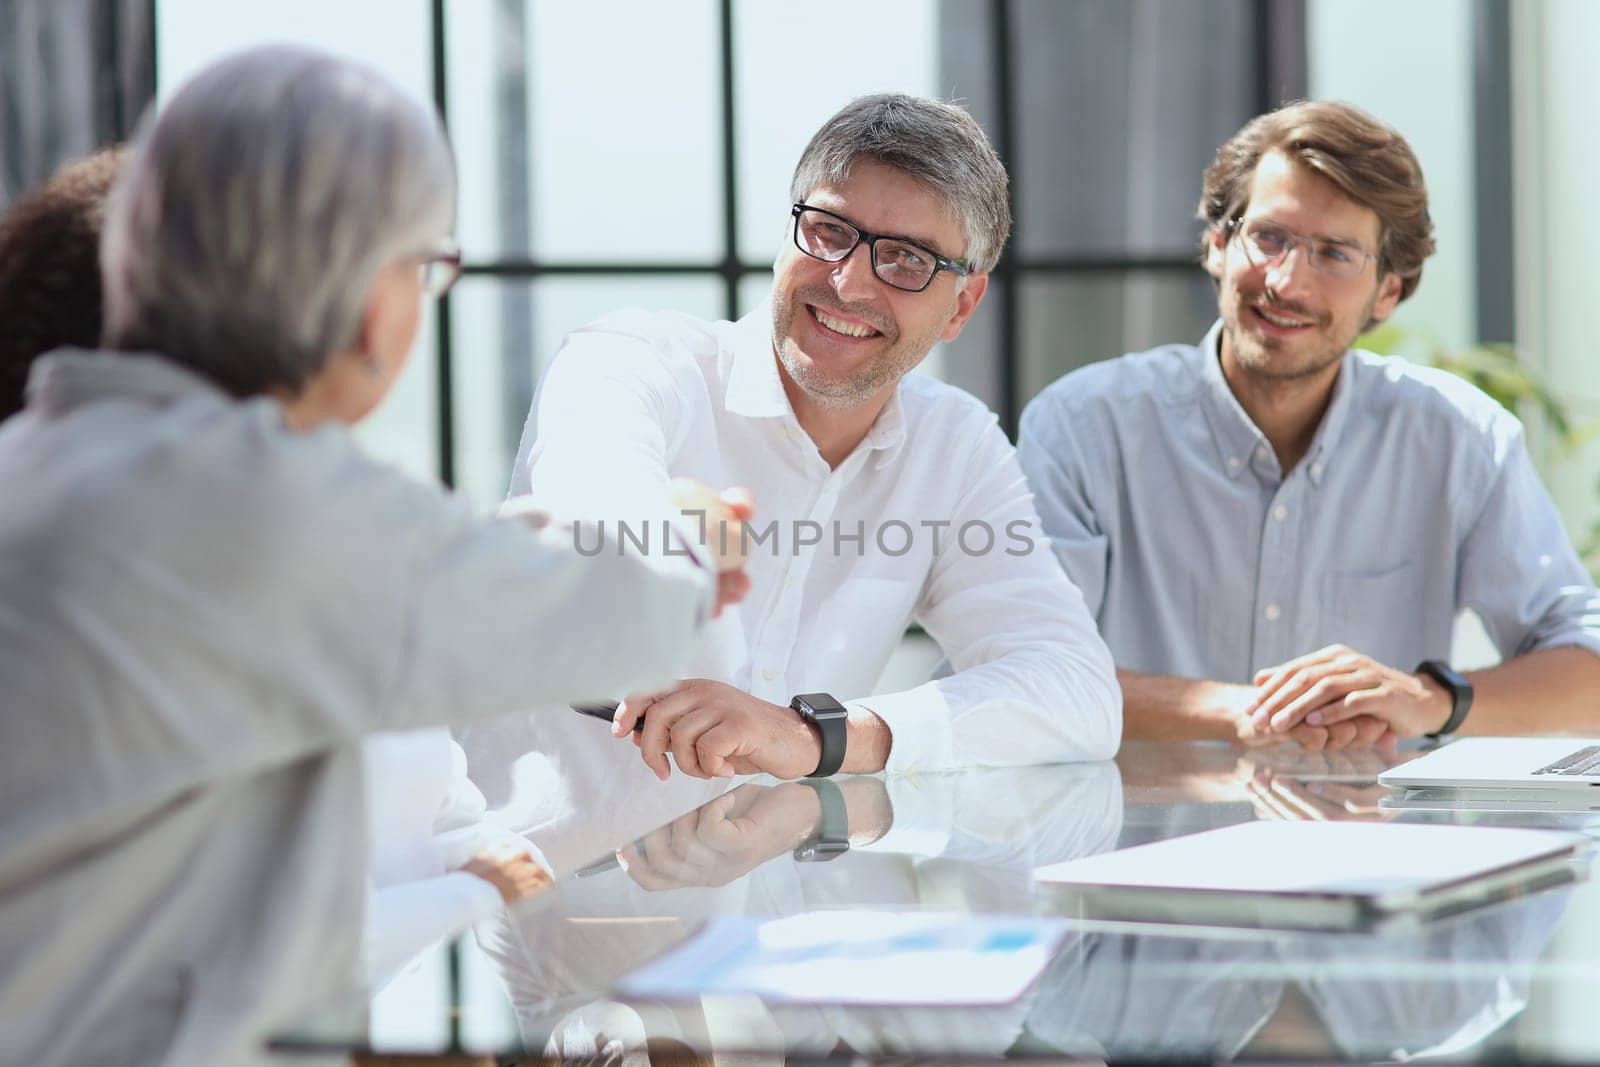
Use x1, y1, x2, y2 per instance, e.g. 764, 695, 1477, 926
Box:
793, 778, 850, 862
791, 692, 848, 778
1416, 659, 1473, 740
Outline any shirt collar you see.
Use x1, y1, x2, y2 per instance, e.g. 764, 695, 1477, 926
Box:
723, 301, 792, 419
26, 349, 227, 415
723, 297, 908, 465
1195, 320, 1354, 486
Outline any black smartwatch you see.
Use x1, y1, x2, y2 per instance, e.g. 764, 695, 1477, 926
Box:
790, 692, 848, 778
1416, 659, 1473, 740
792, 778, 850, 862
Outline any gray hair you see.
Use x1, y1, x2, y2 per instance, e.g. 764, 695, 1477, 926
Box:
788, 94, 1011, 274
101, 45, 456, 396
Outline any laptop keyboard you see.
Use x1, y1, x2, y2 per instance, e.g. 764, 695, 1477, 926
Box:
1532, 746, 1600, 777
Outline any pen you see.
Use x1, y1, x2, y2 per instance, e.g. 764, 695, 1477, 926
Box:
571, 701, 644, 733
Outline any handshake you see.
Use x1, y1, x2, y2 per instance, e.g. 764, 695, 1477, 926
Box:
668, 478, 756, 617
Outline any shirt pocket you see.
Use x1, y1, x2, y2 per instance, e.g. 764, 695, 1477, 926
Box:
1321, 561, 1421, 665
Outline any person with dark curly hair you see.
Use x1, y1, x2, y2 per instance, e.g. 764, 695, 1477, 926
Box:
0, 145, 124, 421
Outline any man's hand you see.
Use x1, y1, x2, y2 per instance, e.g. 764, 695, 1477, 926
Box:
1201, 679, 1383, 751
616, 783, 822, 890
611, 679, 822, 781
1248, 644, 1451, 739
667, 479, 754, 617
1120, 670, 1380, 751
459, 844, 553, 905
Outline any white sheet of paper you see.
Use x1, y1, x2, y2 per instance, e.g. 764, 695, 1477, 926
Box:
1034, 821, 1583, 897
617, 911, 1066, 1006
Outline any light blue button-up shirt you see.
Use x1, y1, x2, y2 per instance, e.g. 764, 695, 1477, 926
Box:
1018, 322, 1600, 684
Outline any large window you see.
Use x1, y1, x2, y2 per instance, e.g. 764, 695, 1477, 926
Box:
441, 0, 946, 507
438, 0, 1297, 508
157, 0, 1300, 507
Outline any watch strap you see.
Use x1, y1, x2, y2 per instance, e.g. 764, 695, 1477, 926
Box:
801, 777, 849, 844
1416, 659, 1473, 739
791, 692, 848, 777
792, 779, 850, 862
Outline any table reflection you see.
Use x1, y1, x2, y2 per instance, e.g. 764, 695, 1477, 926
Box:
1022, 885, 1575, 1061
477, 763, 1123, 1062
267, 745, 1600, 1063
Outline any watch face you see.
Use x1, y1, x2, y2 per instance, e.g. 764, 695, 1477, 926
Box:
794, 692, 848, 718
794, 840, 849, 862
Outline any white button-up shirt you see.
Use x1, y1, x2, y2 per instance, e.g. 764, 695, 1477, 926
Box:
510, 302, 1120, 772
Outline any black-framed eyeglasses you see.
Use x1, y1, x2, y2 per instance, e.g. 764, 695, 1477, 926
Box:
1225, 217, 1378, 280
790, 203, 970, 293
416, 238, 463, 299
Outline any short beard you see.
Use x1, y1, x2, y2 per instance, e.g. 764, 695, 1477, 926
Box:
771, 285, 938, 410
1232, 338, 1345, 382
776, 338, 908, 408
1226, 287, 1376, 383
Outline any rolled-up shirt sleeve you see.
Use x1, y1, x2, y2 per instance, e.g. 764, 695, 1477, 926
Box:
851, 417, 1121, 773
1457, 423, 1600, 660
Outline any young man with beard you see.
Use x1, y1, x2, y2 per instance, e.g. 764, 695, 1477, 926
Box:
507, 94, 1120, 783
1018, 101, 1600, 750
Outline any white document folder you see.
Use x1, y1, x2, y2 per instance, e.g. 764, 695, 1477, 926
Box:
1034, 821, 1587, 931
616, 911, 1067, 1006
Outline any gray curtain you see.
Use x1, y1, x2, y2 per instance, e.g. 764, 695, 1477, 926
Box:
938, 0, 1307, 419
0, 0, 155, 207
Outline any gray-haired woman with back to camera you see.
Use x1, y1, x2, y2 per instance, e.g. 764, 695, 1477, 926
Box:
0, 45, 750, 1067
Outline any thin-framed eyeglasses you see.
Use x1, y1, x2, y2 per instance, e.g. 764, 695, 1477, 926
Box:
790, 203, 970, 293
416, 239, 462, 299
1226, 217, 1378, 280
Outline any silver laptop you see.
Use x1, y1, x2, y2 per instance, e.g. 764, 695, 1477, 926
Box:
1379, 737, 1600, 790
1379, 786, 1600, 815
1035, 820, 1588, 932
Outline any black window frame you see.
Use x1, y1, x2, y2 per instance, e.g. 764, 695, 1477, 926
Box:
425, 0, 1523, 489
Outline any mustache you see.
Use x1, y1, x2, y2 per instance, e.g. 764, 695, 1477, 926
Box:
1246, 292, 1326, 326
793, 286, 897, 339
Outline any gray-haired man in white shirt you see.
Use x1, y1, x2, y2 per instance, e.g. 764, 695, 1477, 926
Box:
509, 94, 1120, 783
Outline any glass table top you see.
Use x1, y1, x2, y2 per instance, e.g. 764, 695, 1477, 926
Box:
271, 741, 1600, 1063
